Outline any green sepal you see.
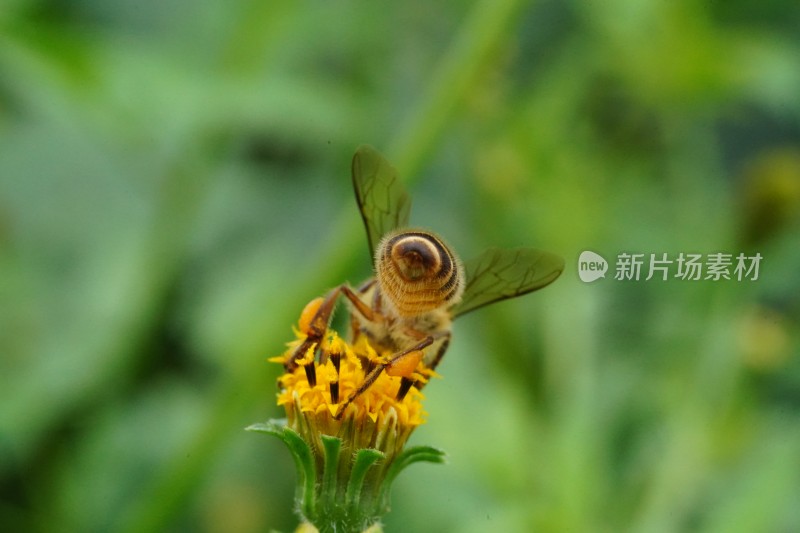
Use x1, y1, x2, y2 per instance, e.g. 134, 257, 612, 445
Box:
346, 448, 384, 513
377, 445, 446, 508
247, 420, 317, 519
320, 435, 342, 510
249, 420, 445, 532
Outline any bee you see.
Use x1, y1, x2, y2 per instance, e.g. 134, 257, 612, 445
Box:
286, 146, 564, 419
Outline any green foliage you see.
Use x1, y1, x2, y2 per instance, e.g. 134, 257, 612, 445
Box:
1, 0, 800, 532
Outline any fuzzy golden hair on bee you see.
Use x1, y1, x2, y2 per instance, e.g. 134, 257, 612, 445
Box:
374, 228, 465, 317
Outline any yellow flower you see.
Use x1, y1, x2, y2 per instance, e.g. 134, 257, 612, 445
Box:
251, 313, 445, 533
273, 328, 427, 456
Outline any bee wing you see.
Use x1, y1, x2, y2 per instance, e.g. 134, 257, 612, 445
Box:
452, 247, 564, 318
352, 145, 412, 258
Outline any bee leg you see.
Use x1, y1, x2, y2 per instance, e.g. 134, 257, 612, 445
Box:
424, 332, 451, 373
286, 291, 337, 375
340, 284, 376, 321
349, 278, 379, 341
287, 284, 374, 375
333, 336, 434, 420
287, 282, 380, 390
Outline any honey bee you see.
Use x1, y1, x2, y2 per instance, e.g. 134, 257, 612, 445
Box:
286, 146, 564, 419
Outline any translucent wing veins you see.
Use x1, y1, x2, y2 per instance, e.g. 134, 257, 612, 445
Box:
352, 145, 411, 258
453, 247, 564, 317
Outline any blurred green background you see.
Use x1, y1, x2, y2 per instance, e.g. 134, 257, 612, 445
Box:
2, 0, 800, 531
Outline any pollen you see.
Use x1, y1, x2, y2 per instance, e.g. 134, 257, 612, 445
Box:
298, 296, 324, 335
385, 349, 424, 377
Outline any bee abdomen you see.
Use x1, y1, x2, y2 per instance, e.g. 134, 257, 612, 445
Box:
375, 230, 464, 316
